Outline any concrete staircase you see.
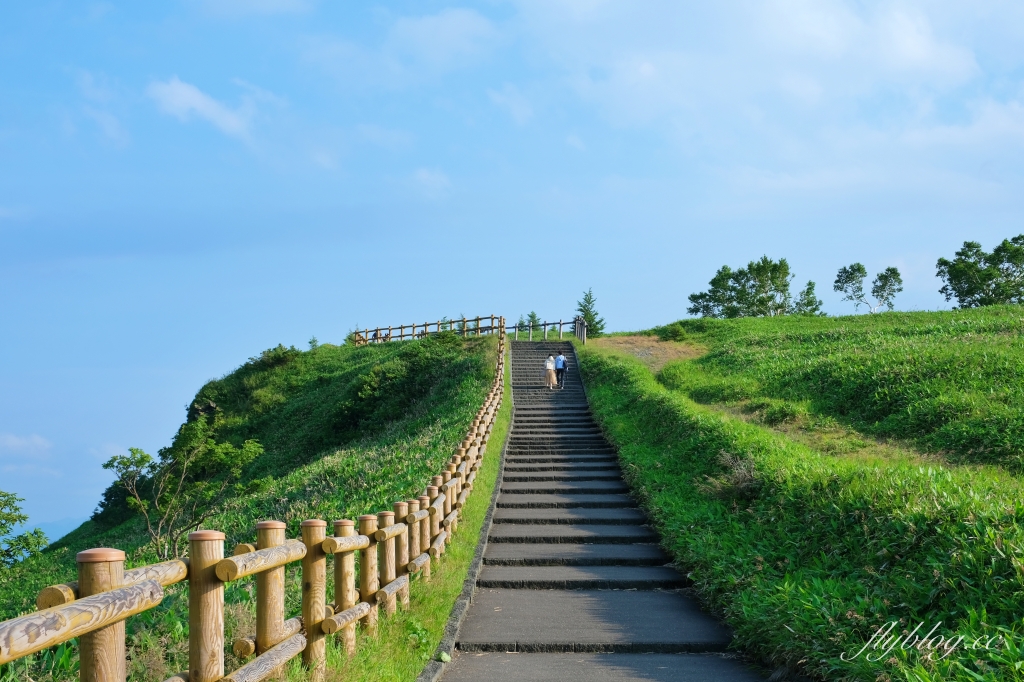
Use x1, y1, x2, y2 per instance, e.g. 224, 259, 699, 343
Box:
442, 342, 764, 681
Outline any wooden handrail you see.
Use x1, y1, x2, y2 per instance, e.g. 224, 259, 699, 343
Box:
0, 317, 508, 681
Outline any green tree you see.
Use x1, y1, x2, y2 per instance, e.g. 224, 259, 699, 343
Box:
575, 289, 606, 336
793, 281, 824, 316
936, 235, 1024, 308
834, 263, 903, 312
0, 490, 47, 569
526, 311, 542, 330
103, 417, 265, 559
687, 257, 796, 318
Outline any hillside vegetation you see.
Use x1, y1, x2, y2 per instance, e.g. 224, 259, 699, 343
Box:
0, 332, 499, 681
578, 309, 1024, 682
655, 306, 1024, 472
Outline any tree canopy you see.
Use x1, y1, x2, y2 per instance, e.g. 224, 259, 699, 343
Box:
0, 490, 47, 569
688, 256, 819, 318
833, 263, 903, 313
936, 235, 1024, 308
575, 288, 606, 336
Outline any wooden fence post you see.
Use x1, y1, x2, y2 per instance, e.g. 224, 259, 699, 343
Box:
417, 495, 432, 579
189, 530, 225, 682
559, 320, 563, 339
255, 520, 286, 679
529, 323, 533, 341
406, 500, 420, 560
377, 512, 396, 616
394, 502, 409, 580
77, 548, 126, 682
358, 515, 379, 634
333, 520, 358, 657
544, 322, 548, 340
427, 485, 440, 553
300, 520, 327, 682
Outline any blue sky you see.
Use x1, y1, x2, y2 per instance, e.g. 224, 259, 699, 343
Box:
2, 0, 1024, 536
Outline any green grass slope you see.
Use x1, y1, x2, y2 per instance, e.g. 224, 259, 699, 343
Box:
653, 306, 1024, 472
0, 332, 499, 681
576, 312, 1024, 682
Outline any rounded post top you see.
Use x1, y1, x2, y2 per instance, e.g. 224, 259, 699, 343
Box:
256, 520, 286, 529
77, 548, 125, 563
358, 514, 377, 521
377, 511, 395, 520
333, 519, 354, 528
300, 519, 327, 528
189, 530, 225, 541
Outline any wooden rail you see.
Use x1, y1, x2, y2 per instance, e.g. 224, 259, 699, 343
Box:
505, 315, 588, 343
352, 314, 501, 345
1, 318, 507, 681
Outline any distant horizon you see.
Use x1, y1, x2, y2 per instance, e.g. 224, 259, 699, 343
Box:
3, 0, 1023, 529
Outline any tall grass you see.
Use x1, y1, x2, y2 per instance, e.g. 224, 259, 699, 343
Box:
654, 307, 1024, 472
577, 345, 1024, 682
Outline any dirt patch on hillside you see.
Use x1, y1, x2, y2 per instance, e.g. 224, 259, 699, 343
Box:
590, 336, 705, 372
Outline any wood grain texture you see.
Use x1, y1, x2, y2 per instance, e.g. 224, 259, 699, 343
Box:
442, 509, 459, 529
428, 531, 447, 559
300, 521, 326, 682
377, 512, 397, 617
372, 522, 407, 543
188, 532, 225, 682
222, 633, 305, 682
320, 602, 371, 635
321, 534, 369, 555
357, 515, 379, 634
78, 553, 125, 682
233, 617, 301, 659
163, 673, 189, 681
332, 520, 357, 656
0, 581, 163, 665
216, 539, 305, 582
394, 502, 409, 579
255, 524, 287, 673
36, 559, 189, 610
375, 575, 409, 606
407, 501, 422, 560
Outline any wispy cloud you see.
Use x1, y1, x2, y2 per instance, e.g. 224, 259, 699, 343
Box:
566, 134, 586, 151
0, 433, 52, 458
489, 84, 533, 125
146, 77, 253, 138
356, 124, 414, 150
84, 106, 129, 145
304, 8, 497, 88
413, 167, 451, 199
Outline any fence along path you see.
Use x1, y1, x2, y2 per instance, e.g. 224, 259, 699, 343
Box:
0, 317, 507, 682
442, 340, 764, 681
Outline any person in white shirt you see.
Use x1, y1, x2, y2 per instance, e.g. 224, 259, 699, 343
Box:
544, 354, 557, 389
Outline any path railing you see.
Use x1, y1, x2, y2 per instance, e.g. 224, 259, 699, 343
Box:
351, 314, 501, 345
0, 319, 507, 682
505, 315, 588, 344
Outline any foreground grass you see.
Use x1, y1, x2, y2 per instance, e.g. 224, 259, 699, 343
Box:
577, 343, 1024, 682
653, 307, 1024, 473
0, 333, 500, 681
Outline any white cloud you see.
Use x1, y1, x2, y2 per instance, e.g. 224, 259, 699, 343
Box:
413, 167, 451, 199
304, 8, 497, 88
75, 70, 114, 102
0, 433, 52, 458
146, 77, 252, 138
84, 106, 129, 145
489, 84, 533, 124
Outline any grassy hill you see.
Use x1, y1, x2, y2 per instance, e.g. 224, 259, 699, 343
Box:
579, 308, 1024, 682
0, 332, 501, 681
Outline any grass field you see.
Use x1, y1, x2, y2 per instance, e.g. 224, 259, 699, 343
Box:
0, 332, 502, 682
577, 309, 1024, 682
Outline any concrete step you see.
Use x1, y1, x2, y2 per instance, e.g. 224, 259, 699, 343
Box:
505, 457, 618, 465
483, 543, 671, 566
443, 652, 765, 682
488, 524, 659, 544
493, 508, 646, 525
503, 464, 619, 472
501, 481, 630, 495
497, 494, 635, 508
502, 473, 622, 483
457, 589, 733, 653
477, 565, 687, 589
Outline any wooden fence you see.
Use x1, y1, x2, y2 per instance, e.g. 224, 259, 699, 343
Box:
0, 319, 507, 682
351, 315, 501, 345
505, 315, 588, 344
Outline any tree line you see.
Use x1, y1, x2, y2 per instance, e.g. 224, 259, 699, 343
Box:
688, 233, 1024, 318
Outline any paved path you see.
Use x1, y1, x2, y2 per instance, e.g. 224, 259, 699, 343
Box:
442, 341, 764, 681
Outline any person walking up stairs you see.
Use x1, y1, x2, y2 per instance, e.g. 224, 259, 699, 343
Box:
442, 341, 764, 681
